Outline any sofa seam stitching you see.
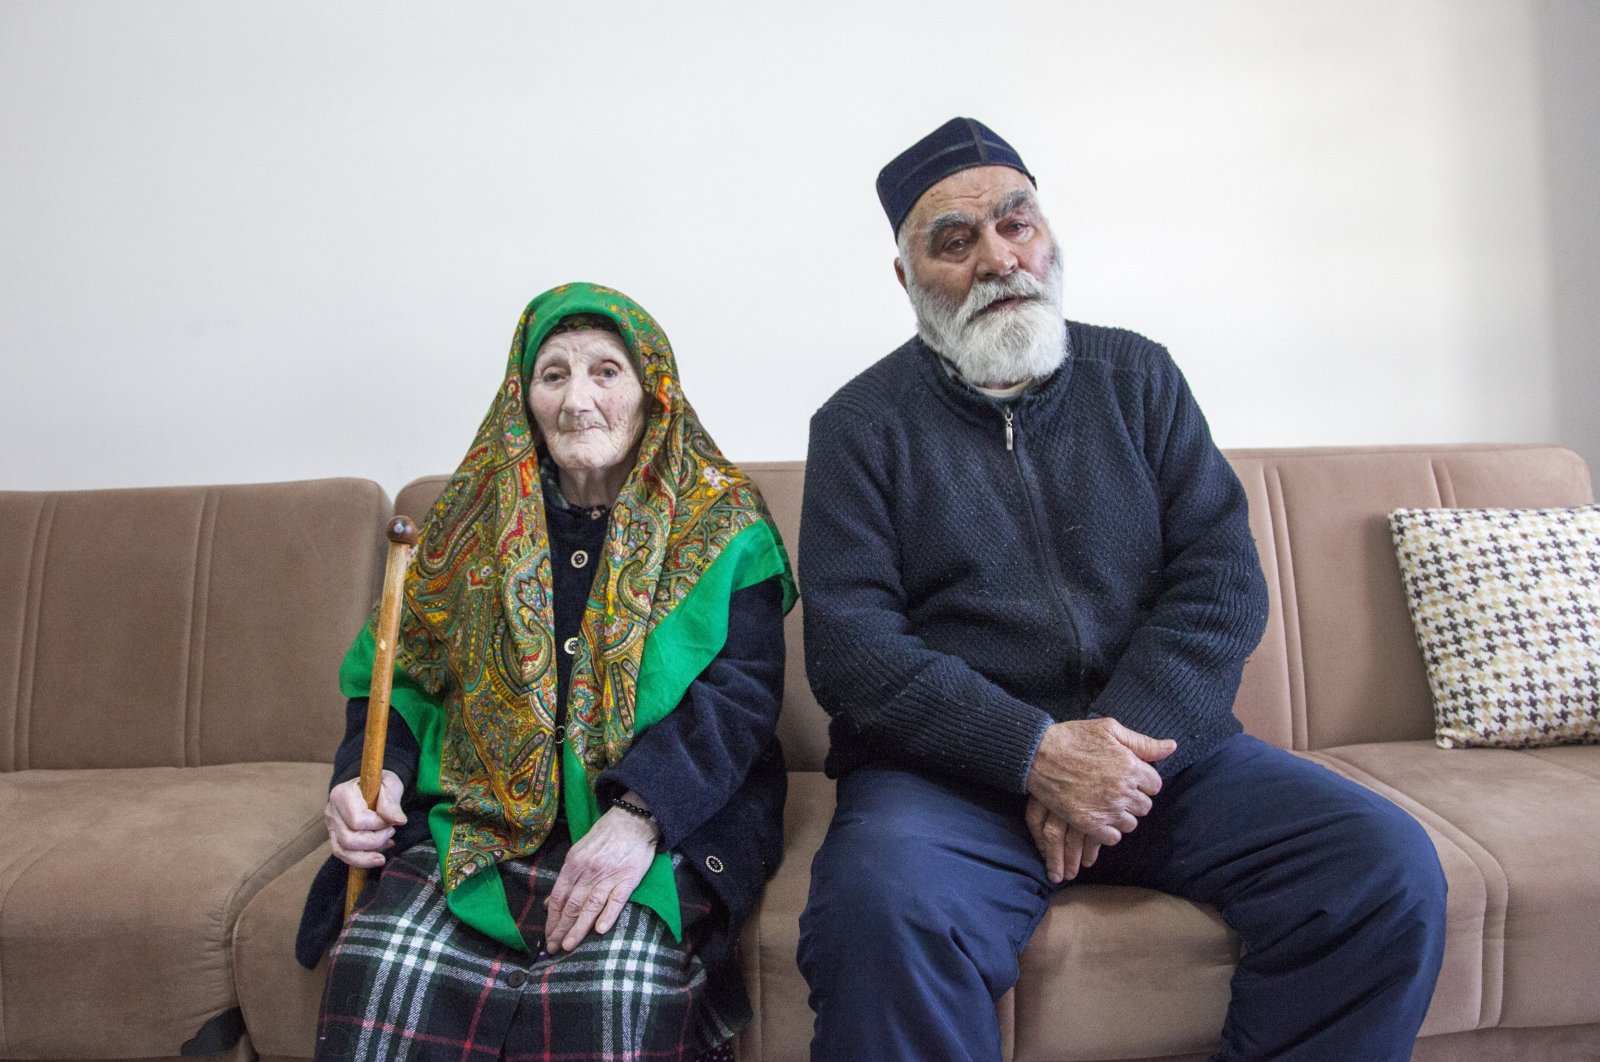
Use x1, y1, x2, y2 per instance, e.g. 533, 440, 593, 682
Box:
14, 496, 55, 772
1430, 459, 1457, 508
185, 490, 218, 766
1516, 749, 1600, 782
175, 496, 200, 767
1254, 463, 1291, 749
5, 498, 37, 772
1265, 466, 1309, 750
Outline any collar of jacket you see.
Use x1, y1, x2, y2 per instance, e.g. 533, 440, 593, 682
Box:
910, 322, 1076, 427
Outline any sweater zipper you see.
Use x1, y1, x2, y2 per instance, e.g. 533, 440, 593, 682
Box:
1005, 406, 1084, 680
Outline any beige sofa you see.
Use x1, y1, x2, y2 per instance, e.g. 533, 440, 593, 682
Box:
4, 445, 1598, 1061
0, 478, 388, 1061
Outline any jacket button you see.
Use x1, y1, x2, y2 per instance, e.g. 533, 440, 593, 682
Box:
563, 636, 579, 655
570, 550, 589, 569
504, 969, 527, 989
704, 855, 725, 874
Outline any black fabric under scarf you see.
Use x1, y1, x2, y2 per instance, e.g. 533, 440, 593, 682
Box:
540, 454, 609, 728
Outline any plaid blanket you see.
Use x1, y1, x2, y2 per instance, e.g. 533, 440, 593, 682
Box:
316, 835, 742, 1061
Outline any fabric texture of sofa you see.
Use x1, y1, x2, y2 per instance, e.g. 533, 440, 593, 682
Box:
0, 478, 389, 1060
4, 445, 1597, 1061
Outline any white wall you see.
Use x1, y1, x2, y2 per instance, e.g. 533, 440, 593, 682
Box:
3, 1, 1596, 498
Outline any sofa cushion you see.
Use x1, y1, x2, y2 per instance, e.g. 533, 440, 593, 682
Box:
1313, 741, 1600, 1030
1012, 885, 1235, 1062
1389, 504, 1600, 748
0, 763, 327, 1057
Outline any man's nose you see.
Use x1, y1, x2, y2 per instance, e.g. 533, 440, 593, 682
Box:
975, 229, 1018, 279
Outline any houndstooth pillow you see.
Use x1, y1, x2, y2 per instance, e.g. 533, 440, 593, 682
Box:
1389, 504, 1600, 748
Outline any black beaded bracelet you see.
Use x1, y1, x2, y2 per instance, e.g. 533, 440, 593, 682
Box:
610, 795, 662, 845
610, 796, 654, 821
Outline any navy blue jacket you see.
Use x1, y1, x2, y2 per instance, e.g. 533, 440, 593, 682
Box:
799, 324, 1268, 791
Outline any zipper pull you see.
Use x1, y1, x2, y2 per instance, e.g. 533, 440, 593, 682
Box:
1003, 407, 1015, 451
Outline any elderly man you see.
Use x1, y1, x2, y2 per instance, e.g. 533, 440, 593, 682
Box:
795, 118, 1447, 1062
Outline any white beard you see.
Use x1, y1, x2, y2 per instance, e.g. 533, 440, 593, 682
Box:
905, 249, 1066, 388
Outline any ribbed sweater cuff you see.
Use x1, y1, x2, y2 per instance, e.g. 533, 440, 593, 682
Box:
898, 680, 1054, 793
1091, 668, 1227, 780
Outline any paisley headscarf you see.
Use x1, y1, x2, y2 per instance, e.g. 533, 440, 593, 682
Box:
340, 283, 794, 948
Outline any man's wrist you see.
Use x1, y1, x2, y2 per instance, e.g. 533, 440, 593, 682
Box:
1024, 720, 1062, 796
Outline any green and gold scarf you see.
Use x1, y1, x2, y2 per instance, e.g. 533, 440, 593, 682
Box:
339, 283, 794, 949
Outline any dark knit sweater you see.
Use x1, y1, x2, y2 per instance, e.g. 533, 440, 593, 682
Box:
798, 323, 1268, 792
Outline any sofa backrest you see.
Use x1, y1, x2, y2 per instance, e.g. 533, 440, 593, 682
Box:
1228, 444, 1594, 750
0, 479, 389, 770
395, 444, 1595, 770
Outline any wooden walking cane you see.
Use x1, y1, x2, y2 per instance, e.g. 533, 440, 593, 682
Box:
345, 515, 421, 917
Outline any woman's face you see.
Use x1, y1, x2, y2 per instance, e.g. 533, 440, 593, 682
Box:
526, 327, 646, 477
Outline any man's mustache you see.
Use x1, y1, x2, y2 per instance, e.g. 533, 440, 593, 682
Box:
958, 272, 1051, 329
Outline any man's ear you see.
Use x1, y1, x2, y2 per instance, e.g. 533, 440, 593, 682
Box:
894, 258, 908, 292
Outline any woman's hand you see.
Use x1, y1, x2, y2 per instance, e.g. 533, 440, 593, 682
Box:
544, 795, 660, 954
325, 770, 406, 868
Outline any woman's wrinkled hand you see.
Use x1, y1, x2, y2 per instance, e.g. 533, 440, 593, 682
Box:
325, 770, 406, 868
544, 798, 659, 954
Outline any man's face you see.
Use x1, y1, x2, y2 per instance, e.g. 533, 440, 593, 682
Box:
896, 165, 1054, 307
895, 166, 1065, 387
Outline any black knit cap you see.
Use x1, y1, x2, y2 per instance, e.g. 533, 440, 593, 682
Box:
876, 117, 1036, 235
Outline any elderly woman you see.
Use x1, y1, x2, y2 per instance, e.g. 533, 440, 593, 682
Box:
295, 283, 794, 1062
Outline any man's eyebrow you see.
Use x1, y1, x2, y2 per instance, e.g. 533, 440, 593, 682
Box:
923, 211, 976, 250
991, 188, 1038, 220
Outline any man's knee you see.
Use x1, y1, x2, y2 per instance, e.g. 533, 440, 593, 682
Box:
1364, 800, 1448, 937
800, 814, 959, 958
1299, 789, 1448, 963
798, 780, 1044, 1004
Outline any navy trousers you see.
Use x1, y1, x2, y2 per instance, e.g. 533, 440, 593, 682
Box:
797, 735, 1448, 1061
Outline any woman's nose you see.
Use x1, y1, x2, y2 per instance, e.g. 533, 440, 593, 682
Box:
561, 376, 596, 412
